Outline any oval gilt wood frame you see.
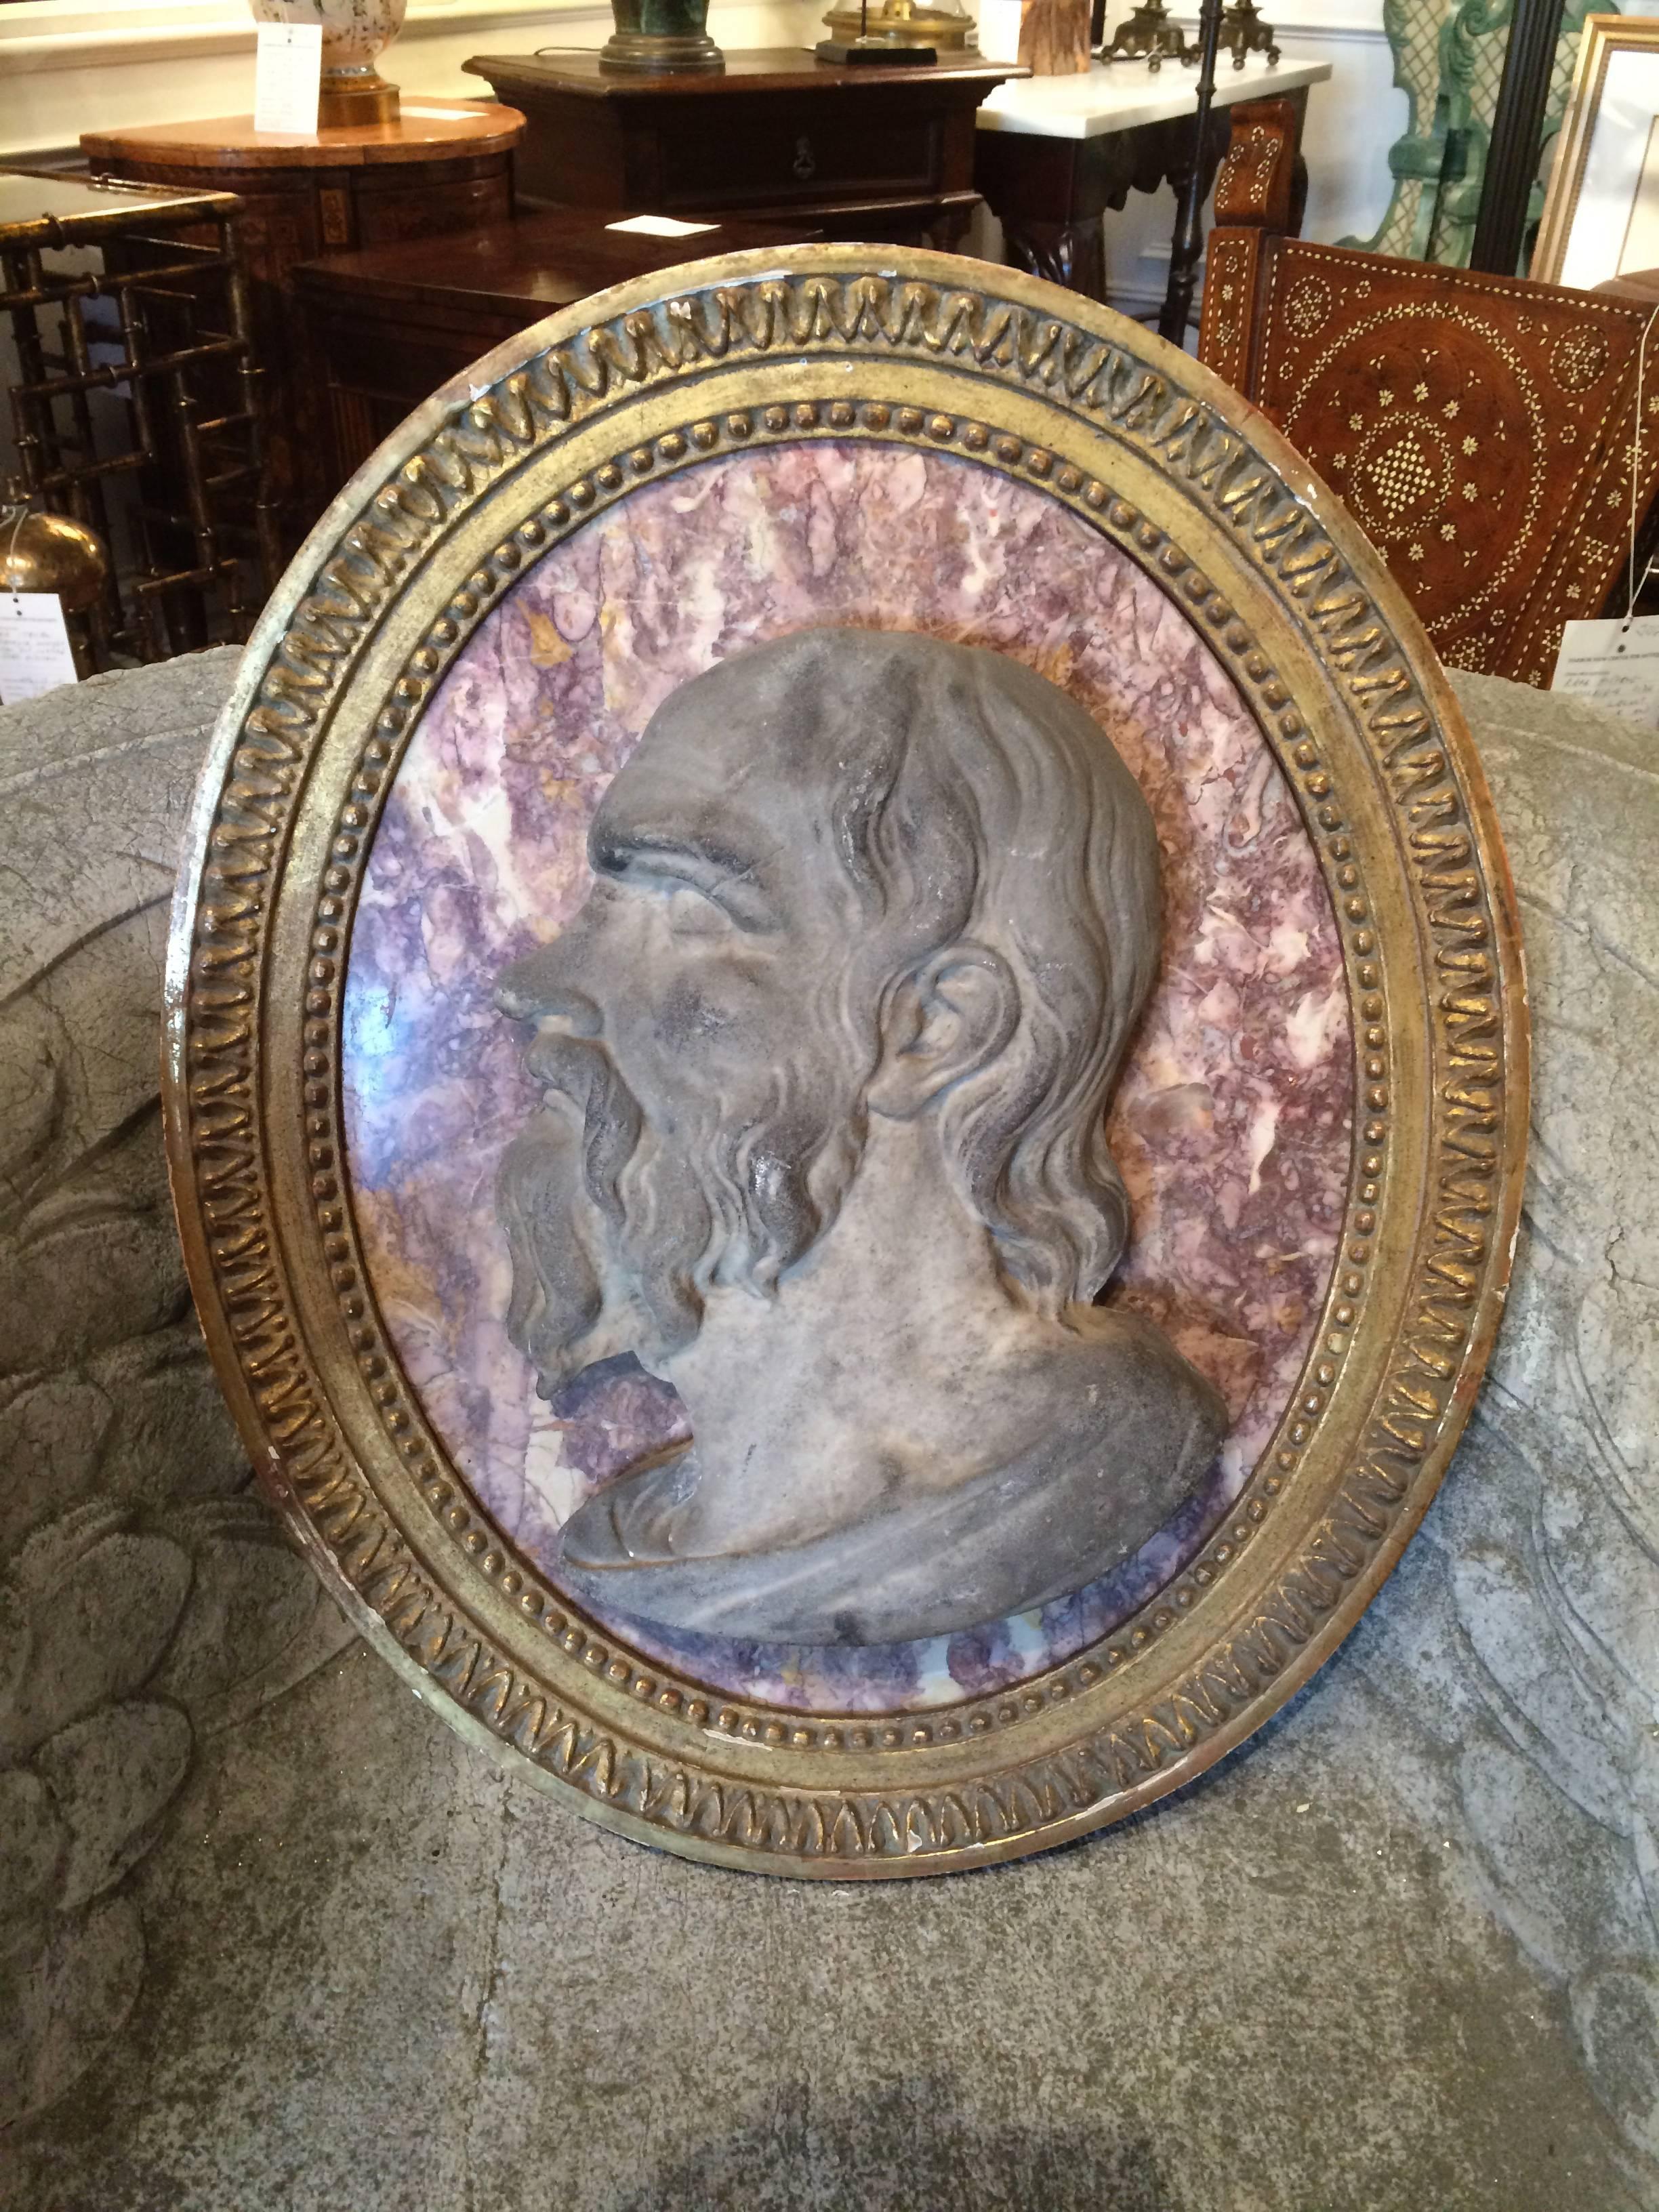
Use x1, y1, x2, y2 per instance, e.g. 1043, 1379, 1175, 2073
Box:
163, 247, 1527, 1877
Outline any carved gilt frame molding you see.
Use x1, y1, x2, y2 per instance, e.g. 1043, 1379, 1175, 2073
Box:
163, 247, 1528, 1877
1532, 12, 1659, 289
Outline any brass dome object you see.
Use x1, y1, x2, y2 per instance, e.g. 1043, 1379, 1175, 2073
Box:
819, 0, 979, 50
1, 483, 108, 615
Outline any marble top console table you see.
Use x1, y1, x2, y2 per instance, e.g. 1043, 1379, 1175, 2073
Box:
972, 54, 1332, 308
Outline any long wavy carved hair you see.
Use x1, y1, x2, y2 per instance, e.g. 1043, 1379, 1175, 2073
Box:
659, 628, 1162, 1318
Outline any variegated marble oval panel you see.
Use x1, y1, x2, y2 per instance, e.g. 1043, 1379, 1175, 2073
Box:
165, 247, 1524, 1875
341, 441, 1349, 1713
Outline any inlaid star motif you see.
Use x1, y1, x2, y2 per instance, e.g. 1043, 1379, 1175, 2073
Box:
1349, 412, 1364, 430
1379, 388, 1395, 406
1462, 436, 1477, 455
1414, 382, 1429, 401
1440, 521, 1456, 539
1443, 399, 1460, 419
1461, 483, 1478, 502
1333, 453, 1348, 470
1408, 543, 1425, 561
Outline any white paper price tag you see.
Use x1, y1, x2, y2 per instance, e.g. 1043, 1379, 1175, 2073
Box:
1551, 615, 1659, 730
0, 592, 79, 705
605, 214, 718, 239
254, 21, 322, 136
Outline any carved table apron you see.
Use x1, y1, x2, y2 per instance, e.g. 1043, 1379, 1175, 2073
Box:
972, 55, 1330, 305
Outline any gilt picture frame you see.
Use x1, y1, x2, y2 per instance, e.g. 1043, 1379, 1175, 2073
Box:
1534, 14, 1659, 289
163, 246, 1527, 1877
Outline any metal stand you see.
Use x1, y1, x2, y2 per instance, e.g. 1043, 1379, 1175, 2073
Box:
1159, 0, 1224, 342
1, 173, 273, 667
1100, 0, 1191, 69
1208, 0, 1278, 66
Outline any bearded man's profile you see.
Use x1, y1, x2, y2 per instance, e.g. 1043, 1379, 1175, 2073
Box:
495, 628, 1227, 1645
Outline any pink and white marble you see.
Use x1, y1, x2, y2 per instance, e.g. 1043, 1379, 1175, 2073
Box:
343, 443, 1351, 1711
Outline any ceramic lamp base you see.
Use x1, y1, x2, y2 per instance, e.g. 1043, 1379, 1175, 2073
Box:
318, 70, 400, 124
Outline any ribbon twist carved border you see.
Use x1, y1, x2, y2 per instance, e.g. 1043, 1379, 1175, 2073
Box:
164, 248, 1527, 1876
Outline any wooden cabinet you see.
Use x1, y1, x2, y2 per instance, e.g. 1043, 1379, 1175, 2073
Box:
82, 105, 524, 555
463, 51, 1018, 249
294, 205, 819, 489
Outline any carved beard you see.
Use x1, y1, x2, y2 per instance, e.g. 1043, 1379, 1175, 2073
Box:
496, 1029, 867, 1397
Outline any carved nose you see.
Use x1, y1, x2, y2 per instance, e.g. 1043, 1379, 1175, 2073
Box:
495, 947, 602, 1033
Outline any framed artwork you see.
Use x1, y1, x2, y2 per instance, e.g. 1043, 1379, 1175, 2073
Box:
163, 246, 1527, 1877
1534, 14, 1659, 288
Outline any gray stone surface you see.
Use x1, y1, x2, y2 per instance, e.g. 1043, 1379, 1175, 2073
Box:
0, 652, 1654, 2211
0, 653, 354, 2149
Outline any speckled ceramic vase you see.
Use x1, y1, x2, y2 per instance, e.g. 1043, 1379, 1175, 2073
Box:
248, 0, 407, 124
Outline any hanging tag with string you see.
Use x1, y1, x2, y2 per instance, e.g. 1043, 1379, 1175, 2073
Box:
0, 494, 80, 707
1551, 300, 1659, 728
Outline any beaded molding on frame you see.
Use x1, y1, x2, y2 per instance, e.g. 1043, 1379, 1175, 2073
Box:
165, 249, 1526, 1877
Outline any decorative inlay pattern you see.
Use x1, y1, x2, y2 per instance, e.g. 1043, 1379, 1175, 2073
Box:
165, 250, 1525, 1875
1550, 325, 1611, 394
1202, 234, 1659, 685
1197, 229, 1262, 392
1284, 275, 1331, 339
1368, 430, 1439, 516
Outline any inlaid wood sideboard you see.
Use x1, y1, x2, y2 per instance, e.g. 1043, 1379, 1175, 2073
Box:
82, 104, 525, 554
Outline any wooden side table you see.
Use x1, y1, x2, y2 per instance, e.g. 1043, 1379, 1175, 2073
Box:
972, 55, 1330, 306
462, 51, 1019, 250
294, 206, 820, 491
82, 104, 525, 555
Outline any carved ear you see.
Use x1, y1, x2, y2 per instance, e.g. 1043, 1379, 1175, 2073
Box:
867, 944, 1019, 1120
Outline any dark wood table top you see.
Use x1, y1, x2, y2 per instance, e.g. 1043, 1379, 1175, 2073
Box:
465, 47, 1021, 100
292, 203, 821, 321
81, 102, 524, 171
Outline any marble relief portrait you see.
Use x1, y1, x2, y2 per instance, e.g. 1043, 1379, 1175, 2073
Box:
340, 437, 1353, 1721
493, 629, 1227, 1644
171, 251, 1525, 1875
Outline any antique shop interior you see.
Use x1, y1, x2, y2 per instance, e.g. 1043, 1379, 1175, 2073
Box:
3, 0, 1658, 2205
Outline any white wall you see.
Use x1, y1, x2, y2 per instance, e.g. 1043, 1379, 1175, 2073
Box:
0, 0, 819, 165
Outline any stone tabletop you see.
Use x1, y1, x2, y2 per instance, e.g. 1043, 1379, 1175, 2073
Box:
975, 53, 1333, 138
